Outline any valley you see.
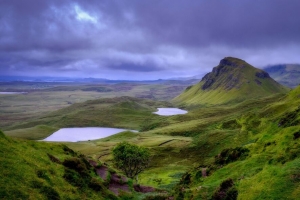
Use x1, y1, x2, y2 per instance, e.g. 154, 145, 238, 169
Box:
1, 57, 300, 199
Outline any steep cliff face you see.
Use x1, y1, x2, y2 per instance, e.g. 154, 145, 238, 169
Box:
173, 57, 288, 106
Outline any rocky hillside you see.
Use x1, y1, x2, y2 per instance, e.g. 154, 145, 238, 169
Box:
264, 64, 300, 88
173, 57, 288, 106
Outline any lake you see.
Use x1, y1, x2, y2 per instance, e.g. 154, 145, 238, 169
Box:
0, 92, 27, 94
42, 127, 137, 142
153, 108, 188, 116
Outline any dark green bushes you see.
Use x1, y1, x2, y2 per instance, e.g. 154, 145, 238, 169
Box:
211, 178, 238, 200
278, 106, 300, 127
221, 119, 241, 130
214, 147, 249, 165
40, 185, 60, 200
293, 131, 300, 140
88, 177, 104, 191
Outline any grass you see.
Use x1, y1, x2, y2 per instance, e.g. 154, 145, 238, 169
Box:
172, 85, 300, 199
3, 97, 173, 142
0, 82, 189, 128
173, 57, 288, 107
66, 131, 193, 189
1, 80, 300, 199
0, 130, 118, 200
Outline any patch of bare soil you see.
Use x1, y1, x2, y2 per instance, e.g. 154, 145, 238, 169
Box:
134, 184, 155, 193
109, 173, 130, 195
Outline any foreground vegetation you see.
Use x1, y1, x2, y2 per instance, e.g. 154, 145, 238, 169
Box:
1, 72, 300, 199
0, 130, 121, 199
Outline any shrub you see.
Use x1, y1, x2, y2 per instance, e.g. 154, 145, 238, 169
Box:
63, 168, 87, 188
40, 186, 60, 200
211, 178, 238, 200
88, 178, 104, 191
112, 142, 150, 182
47, 153, 61, 164
36, 170, 51, 183
215, 147, 249, 165
278, 106, 300, 127
62, 157, 90, 177
62, 145, 77, 156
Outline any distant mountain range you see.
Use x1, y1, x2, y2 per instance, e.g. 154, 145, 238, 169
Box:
263, 64, 300, 88
0, 76, 199, 85
173, 57, 288, 106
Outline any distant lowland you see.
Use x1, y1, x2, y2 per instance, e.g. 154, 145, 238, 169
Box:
1, 64, 299, 89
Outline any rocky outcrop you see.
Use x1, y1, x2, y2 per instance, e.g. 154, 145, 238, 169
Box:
201, 58, 243, 90
255, 71, 270, 79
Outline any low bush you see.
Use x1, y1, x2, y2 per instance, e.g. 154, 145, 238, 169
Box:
211, 178, 238, 200
215, 147, 249, 165
40, 185, 60, 200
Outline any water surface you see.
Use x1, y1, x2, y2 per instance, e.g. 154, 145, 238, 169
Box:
0, 92, 27, 94
43, 127, 137, 142
153, 108, 188, 116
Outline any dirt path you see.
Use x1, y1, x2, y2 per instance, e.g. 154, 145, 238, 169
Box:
158, 139, 175, 146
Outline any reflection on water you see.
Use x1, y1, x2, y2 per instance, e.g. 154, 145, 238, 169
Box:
153, 108, 188, 116
43, 127, 137, 142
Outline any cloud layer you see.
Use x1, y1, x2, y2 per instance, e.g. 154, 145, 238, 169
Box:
1, 0, 300, 79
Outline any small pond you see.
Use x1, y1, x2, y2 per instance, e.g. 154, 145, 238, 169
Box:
42, 127, 137, 142
153, 108, 188, 116
0, 92, 27, 94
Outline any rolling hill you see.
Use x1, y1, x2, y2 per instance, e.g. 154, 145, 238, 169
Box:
264, 64, 300, 88
172, 84, 300, 200
173, 57, 288, 107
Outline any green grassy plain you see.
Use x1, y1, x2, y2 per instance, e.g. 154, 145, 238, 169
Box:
1, 80, 300, 199
0, 82, 188, 128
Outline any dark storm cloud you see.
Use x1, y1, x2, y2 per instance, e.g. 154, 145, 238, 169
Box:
0, 0, 300, 79
124, 0, 300, 48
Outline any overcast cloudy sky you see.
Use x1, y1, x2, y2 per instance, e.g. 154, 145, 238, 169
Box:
0, 0, 300, 80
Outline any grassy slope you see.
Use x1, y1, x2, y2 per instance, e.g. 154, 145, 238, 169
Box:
173, 57, 288, 107
67, 131, 193, 190
173, 86, 300, 199
0, 130, 119, 200
65, 94, 284, 191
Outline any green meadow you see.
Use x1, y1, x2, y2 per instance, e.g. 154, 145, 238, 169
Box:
1, 67, 300, 199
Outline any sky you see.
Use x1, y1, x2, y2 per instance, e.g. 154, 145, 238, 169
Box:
0, 0, 300, 80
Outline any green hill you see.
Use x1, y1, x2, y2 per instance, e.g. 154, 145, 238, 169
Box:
173, 57, 288, 107
264, 64, 300, 88
172, 85, 300, 199
0, 131, 122, 200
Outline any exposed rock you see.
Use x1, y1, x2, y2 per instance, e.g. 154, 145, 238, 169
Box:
255, 71, 270, 79
255, 79, 262, 85
201, 58, 244, 90
202, 77, 215, 90
134, 184, 155, 193
219, 58, 239, 67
